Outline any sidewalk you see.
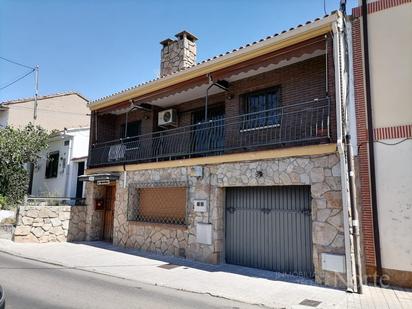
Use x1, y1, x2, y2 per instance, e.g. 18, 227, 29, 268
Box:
0, 240, 410, 309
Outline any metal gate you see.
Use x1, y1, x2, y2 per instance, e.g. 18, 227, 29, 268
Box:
225, 186, 313, 276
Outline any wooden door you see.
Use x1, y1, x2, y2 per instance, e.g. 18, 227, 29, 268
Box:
103, 186, 115, 242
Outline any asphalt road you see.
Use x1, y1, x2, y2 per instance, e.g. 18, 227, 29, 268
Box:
0, 252, 265, 309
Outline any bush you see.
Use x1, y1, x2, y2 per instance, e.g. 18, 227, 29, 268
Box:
0, 124, 49, 206
0, 195, 8, 210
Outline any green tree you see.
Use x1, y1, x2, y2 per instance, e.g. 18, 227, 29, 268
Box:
0, 123, 50, 208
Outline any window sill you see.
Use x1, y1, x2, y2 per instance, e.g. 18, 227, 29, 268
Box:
128, 220, 188, 230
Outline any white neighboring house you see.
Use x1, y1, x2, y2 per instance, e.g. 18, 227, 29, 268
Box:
0, 92, 90, 203
30, 127, 90, 202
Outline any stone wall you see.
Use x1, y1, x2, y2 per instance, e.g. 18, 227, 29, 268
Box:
83, 153, 345, 287
160, 32, 197, 76
85, 182, 106, 240
14, 206, 86, 243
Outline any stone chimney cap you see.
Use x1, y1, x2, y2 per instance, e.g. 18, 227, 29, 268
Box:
175, 31, 198, 42
160, 38, 174, 47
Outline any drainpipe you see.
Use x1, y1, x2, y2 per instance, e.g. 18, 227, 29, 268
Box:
205, 74, 212, 122
345, 16, 363, 293
123, 163, 127, 188
347, 134, 363, 293
65, 135, 74, 200
361, 0, 382, 284
332, 12, 356, 292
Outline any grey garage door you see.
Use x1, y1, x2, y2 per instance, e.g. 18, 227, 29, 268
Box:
225, 186, 313, 277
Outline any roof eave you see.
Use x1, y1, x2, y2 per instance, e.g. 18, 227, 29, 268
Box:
0, 92, 89, 105
89, 13, 339, 112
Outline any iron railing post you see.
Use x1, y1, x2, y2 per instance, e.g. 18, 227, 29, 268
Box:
89, 98, 331, 167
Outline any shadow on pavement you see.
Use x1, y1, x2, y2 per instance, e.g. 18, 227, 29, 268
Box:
77, 240, 318, 287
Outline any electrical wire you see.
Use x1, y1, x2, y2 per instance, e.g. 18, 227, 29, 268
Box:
0, 56, 35, 70
0, 69, 35, 91
4, 104, 89, 116
357, 138, 412, 152
376, 138, 412, 146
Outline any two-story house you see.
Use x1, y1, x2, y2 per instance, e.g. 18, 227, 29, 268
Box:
0, 92, 90, 203
352, 0, 412, 288
82, 12, 360, 289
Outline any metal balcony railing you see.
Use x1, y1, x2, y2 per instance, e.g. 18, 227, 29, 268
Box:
89, 98, 330, 167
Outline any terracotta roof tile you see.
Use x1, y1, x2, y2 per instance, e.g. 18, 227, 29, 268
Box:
91, 12, 337, 104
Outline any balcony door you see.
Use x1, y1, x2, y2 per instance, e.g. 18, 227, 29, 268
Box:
192, 105, 225, 156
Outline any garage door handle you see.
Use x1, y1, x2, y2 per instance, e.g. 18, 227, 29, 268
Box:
301, 209, 311, 215
261, 208, 271, 214
227, 207, 236, 213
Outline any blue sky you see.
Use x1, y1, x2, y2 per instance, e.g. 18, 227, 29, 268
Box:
0, 0, 357, 102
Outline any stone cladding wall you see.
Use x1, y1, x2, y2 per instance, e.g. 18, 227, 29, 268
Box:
14, 206, 86, 242
86, 153, 345, 287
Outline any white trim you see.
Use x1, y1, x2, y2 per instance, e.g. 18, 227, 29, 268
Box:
333, 14, 356, 292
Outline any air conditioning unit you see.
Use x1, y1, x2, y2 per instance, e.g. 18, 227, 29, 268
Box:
158, 109, 177, 127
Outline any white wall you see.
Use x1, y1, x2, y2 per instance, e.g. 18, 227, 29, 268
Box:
31, 137, 71, 197
375, 139, 412, 272
365, 3, 412, 273
5, 93, 89, 131
31, 128, 90, 199
71, 129, 90, 159
67, 129, 90, 199
368, 4, 412, 128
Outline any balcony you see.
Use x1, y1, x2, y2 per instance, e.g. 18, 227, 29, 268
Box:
89, 98, 331, 168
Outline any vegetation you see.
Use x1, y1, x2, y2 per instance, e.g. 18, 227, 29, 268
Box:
0, 123, 50, 209
0, 195, 8, 210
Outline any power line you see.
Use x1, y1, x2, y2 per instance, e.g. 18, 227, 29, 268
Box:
5, 104, 89, 116
0, 56, 35, 70
0, 69, 35, 91
376, 138, 412, 146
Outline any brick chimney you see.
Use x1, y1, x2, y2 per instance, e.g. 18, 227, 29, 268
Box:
160, 31, 197, 77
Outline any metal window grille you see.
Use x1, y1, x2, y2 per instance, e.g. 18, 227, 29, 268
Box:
127, 182, 188, 225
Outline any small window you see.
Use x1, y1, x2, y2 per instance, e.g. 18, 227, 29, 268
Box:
242, 88, 281, 130
45, 151, 59, 178
120, 121, 141, 138
127, 186, 186, 225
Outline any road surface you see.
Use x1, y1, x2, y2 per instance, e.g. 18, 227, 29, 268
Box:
0, 251, 266, 309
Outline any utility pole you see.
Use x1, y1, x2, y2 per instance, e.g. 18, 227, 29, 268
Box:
33, 65, 39, 121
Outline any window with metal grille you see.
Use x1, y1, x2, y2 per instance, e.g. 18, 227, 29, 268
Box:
127, 187, 187, 225
45, 151, 59, 178
242, 87, 281, 130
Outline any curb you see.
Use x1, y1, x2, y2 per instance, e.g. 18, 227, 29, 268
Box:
0, 248, 272, 308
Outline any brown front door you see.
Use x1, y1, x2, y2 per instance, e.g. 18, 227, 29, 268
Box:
103, 186, 115, 242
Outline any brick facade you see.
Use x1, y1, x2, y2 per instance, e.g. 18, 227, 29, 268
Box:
94, 43, 336, 146
352, 0, 411, 17
351, 0, 412, 283
352, 15, 377, 276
